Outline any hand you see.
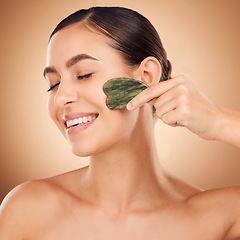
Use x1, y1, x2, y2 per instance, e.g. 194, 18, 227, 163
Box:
127, 75, 221, 140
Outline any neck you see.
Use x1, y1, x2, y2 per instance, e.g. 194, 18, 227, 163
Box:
82, 109, 168, 216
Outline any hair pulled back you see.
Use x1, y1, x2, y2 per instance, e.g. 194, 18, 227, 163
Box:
50, 6, 172, 82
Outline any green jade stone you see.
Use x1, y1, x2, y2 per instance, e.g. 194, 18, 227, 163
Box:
103, 77, 148, 110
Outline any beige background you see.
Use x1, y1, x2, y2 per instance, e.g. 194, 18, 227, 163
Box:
0, 0, 239, 203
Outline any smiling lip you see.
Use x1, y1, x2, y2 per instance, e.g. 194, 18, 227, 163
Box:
62, 112, 99, 135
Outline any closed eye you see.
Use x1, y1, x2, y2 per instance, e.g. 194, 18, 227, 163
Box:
47, 73, 93, 92
77, 73, 93, 80
47, 82, 60, 92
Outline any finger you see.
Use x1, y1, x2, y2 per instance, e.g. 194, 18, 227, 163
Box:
153, 85, 182, 109
160, 110, 179, 127
154, 99, 177, 119
126, 77, 182, 111
161, 109, 186, 127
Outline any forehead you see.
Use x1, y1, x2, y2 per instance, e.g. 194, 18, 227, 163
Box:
46, 23, 116, 65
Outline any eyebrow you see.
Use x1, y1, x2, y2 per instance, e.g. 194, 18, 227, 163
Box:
43, 54, 99, 78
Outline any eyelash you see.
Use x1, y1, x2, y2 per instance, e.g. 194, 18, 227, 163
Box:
77, 73, 92, 80
47, 82, 60, 92
47, 73, 93, 92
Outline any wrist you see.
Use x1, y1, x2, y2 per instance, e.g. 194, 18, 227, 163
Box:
213, 105, 240, 146
213, 105, 229, 140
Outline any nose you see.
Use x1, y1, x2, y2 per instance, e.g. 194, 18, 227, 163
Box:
54, 80, 78, 107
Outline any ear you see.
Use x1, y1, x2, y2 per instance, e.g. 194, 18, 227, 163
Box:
138, 56, 161, 86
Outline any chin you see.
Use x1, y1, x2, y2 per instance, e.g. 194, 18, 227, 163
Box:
70, 144, 94, 157
69, 139, 106, 158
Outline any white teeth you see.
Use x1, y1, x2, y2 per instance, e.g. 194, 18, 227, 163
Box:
72, 119, 78, 125
82, 117, 88, 123
67, 120, 72, 128
88, 116, 92, 122
78, 117, 83, 124
66, 115, 96, 128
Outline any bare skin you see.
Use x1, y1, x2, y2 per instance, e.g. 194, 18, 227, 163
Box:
0, 23, 240, 240
1, 167, 240, 239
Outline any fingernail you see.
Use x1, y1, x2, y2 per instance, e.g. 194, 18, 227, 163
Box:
126, 102, 133, 111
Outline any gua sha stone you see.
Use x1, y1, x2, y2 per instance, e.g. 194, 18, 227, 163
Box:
103, 77, 148, 110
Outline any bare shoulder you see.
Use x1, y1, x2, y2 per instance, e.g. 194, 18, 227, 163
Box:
0, 178, 63, 239
186, 185, 240, 239
0, 167, 88, 239
187, 185, 240, 213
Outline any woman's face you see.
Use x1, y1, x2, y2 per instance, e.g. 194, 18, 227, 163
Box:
45, 23, 140, 157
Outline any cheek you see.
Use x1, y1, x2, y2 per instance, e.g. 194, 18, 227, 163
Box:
83, 77, 108, 110
102, 108, 139, 142
47, 95, 54, 119
90, 78, 138, 133
89, 77, 140, 139
47, 95, 60, 127
71, 109, 139, 157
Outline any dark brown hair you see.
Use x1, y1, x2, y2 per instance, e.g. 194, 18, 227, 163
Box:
50, 6, 172, 82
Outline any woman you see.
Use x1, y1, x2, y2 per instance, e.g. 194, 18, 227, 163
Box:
0, 6, 240, 239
